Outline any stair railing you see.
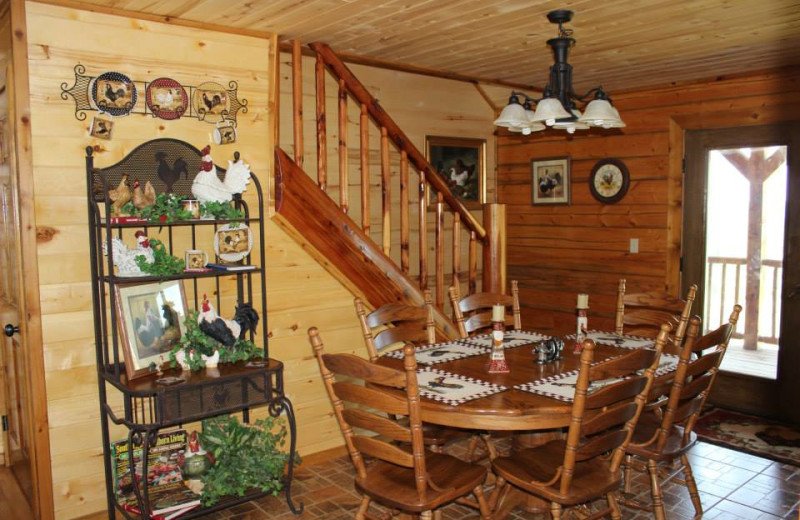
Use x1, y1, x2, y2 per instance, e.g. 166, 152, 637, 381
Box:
288, 40, 504, 310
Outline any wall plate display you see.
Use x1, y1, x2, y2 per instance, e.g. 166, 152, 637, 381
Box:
193, 81, 230, 122
589, 158, 630, 204
91, 71, 137, 116
146, 77, 188, 120
213, 223, 253, 263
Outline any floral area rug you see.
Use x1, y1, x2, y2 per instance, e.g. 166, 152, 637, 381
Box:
694, 408, 800, 466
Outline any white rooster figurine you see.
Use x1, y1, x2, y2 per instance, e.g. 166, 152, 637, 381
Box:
105, 231, 154, 277
190, 145, 252, 203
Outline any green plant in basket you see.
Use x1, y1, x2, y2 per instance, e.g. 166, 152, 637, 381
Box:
198, 415, 300, 506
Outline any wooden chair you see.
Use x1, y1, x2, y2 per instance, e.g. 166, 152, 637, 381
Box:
354, 293, 464, 452
616, 279, 698, 354
489, 325, 668, 520
622, 304, 741, 520
308, 327, 492, 520
449, 280, 521, 338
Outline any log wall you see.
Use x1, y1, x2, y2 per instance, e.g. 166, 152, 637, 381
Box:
496, 69, 800, 335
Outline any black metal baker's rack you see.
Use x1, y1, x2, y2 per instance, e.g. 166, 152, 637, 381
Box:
85, 138, 302, 519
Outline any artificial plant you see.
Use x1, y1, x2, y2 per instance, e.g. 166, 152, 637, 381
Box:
168, 310, 264, 371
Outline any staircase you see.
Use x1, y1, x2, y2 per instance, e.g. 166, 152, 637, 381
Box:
273, 41, 506, 333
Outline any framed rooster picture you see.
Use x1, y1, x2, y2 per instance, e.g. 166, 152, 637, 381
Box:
115, 280, 188, 380
531, 156, 571, 205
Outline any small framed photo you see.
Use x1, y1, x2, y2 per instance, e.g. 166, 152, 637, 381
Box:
425, 136, 486, 208
531, 157, 570, 205
89, 117, 114, 140
115, 280, 188, 380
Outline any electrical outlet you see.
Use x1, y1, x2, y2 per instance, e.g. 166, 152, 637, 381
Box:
630, 238, 639, 254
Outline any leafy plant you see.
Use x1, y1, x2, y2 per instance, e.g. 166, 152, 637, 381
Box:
168, 311, 264, 371
200, 201, 245, 221
219, 338, 264, 364
134, 238, 184, 277
198, 415, 299, 506
122, 193, 193, 223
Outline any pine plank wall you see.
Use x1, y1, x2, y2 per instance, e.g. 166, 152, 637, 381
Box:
496, 69, 800, 335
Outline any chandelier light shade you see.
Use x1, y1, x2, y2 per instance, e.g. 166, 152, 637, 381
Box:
493, 9, 625, 135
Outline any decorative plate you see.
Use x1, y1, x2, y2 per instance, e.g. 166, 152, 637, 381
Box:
192, 81, 230, 122
589, 158, 630, 204
146, 77, 188, 120
213, 224, 253, 263
91, 71, 137, 116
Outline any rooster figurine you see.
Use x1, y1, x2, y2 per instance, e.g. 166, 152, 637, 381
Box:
191, 146, 252, 204
105, 231, 154, 277
132, 179, 156, 210
197, 294, 260, 347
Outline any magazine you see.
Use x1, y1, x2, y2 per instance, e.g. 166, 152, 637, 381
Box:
111, 429, 201, 517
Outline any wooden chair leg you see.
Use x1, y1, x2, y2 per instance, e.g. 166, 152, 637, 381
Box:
481, 433, 498, 460
623, 454, 633, 494
432, 509, 442, 520
550, 502, 562, 520
607, 491, 622, 520
647, 459, 667, 520
420, 511, 433, 520
356, 496, 371, 520
466, 434, 481, 461
472, 484, 492, 519
681, 453, 703, 517
488, 475, 507, 511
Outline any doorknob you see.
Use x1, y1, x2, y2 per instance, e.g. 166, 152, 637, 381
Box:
4, 323, 19, 337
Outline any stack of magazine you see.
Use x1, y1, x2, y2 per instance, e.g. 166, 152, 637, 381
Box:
111, 429, 201, 519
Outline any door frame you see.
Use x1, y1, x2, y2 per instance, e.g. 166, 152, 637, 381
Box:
682, 123, 799, 420
5, 1, 54, 518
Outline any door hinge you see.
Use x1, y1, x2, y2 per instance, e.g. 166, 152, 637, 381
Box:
680, 256, 684, 272
682, 156, 686, 174
2, 415, 7, 432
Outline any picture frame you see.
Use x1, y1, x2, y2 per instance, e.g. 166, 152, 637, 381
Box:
89, 116, 113, 140
531, 157, 571, 205
115, 280, 188, 380
425, 136, 486, 208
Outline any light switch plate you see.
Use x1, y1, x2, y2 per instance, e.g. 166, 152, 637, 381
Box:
630, 238, 639, 254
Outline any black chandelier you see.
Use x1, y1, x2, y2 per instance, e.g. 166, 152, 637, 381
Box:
493, 9, 625, 134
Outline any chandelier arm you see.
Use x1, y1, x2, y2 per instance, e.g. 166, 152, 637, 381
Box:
570, 86, 610, 104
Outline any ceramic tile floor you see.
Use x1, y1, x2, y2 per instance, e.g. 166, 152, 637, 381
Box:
203, 438, 800, 520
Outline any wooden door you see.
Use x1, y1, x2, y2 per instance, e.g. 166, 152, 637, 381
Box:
683, 123, 800, 421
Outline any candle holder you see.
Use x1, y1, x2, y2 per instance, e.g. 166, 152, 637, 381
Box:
486, 316, 510, 373
573, 294, 589, 354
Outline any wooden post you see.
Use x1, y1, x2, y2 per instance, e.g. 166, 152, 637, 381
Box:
469, 231, 477, 296
436, 193, 444, 308
338, 78, 348, 213
419, 170, 428, 290
360, 103, 370, 232
291, 39, 303, 167
400, 151, 410, 273
315, 53, 327, 189
483, 203, 506, 294
381, 126, 391, 255
452, 213, 461, 290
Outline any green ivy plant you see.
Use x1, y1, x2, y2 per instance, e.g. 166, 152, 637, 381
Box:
122, 193, 193, 223
198, 415, 299, 506
200, 201, 245, 221
134, 238, 184, 277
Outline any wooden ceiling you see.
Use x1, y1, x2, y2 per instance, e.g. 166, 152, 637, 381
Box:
70, 0, 800, 93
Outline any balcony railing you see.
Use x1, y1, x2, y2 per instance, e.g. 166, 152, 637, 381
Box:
706, 256, 782, 346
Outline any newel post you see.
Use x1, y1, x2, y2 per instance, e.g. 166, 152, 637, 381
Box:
482, 203, 506, 294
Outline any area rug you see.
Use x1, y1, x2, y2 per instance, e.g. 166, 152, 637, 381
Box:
694, 408, 800, 466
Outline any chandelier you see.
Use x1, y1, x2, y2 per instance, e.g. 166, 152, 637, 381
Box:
493, 9, 625, 135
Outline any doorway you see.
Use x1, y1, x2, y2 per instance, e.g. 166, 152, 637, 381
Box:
683, 124, 800, 421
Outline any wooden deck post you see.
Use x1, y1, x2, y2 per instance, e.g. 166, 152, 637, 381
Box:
483, 203, 506, 294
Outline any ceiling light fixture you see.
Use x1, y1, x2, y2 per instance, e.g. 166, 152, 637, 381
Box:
494, 9, 625, 135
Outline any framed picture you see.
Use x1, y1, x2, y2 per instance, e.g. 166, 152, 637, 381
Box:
89, 117, 114, 140
531, 157, 570, 205
115, 280, 188, 380
425, 136, 486, 208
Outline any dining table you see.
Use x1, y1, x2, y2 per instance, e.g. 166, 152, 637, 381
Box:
374, 329, 675, 519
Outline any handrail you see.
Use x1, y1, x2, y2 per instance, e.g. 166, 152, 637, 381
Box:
308, 42, 487, 243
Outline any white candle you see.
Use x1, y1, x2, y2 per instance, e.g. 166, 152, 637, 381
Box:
577, 294, 589, 309
492, 304, 504, 322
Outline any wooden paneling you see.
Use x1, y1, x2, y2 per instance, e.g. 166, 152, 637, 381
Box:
498, 69, 800, 336
67, 0, 800, 95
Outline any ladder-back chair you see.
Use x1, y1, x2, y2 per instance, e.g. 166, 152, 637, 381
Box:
449, 280, 521, 338
622, 305, 741, 520
308, 327, 491, 520
489, 326, 668, 520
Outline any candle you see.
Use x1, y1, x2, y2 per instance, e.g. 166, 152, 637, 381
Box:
492, 304, 505, 322
577, 293, 589, 309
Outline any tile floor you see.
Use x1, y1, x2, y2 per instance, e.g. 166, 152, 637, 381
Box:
204, 438, 800, 520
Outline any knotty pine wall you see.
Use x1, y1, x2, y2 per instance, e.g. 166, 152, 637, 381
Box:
496, 69, 800, 336
20, 3, 501, 518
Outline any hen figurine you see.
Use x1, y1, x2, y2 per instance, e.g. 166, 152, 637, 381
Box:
132, 179, 156, 210
109, 173, 132, 216
105, 231, 154, 276
191, 146, 252, 204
